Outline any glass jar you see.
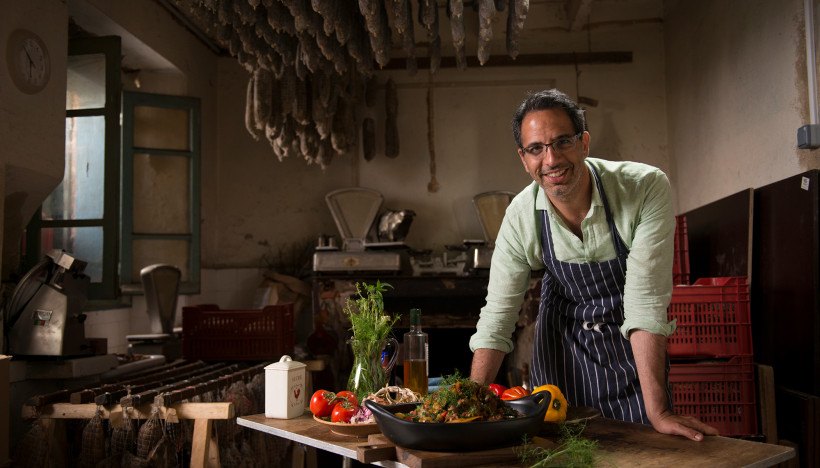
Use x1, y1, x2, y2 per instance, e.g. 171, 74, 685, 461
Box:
347, 336, 398, 401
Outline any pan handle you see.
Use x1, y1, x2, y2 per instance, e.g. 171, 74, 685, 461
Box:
505, 390, 551, 420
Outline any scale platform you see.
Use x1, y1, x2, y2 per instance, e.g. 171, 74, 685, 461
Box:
313, 250, 401, 272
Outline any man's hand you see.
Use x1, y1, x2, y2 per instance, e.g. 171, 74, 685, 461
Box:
649, 408, 720, 441
631, 330, 719, 441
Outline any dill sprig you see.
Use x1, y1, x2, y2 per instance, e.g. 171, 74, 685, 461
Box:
436, 371, 474, 407
517, 423, 598, 468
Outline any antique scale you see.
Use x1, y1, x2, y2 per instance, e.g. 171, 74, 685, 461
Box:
312, 187, 402, 273
469, 191, 515, 270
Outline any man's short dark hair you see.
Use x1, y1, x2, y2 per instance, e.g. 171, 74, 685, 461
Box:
511, 89, 587, 147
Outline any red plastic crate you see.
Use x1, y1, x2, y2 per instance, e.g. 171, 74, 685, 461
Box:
669, 355, 758, 436
667, 277, 752, 358
182, 303, 294, 361
672, 215, 690, 285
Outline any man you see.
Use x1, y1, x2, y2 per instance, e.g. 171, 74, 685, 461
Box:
469, 89, 718, 441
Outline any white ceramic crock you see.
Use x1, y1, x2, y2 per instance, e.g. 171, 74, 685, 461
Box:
265, 355, 306, 419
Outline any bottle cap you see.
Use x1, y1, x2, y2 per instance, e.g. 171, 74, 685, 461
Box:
410, 308, 421, 325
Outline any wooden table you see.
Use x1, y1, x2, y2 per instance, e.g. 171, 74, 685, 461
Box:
237, 411, 796, 468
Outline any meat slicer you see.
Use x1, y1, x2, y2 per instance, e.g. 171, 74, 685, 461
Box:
312, 187, 403, 273
469, 191, 515, 269
3, 249, 92, 356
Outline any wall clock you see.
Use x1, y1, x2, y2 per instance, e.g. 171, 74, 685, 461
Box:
6, 29, 51, 94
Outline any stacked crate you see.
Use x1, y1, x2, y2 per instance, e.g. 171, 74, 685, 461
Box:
666, 216, 757, 437
182, 303, 295, 361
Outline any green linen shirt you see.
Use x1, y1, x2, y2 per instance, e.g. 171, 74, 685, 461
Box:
469, 157, 677, 354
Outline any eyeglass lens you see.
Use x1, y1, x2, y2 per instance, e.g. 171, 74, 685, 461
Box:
523, 133, 580, 156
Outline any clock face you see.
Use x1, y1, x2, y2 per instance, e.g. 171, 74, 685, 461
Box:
18, 38, 48, 86
6, 29, 50, 94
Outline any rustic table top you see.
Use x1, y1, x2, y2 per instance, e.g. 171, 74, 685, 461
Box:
237, 411, 795, 468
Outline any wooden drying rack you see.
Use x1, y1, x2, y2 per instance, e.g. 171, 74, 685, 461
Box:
20, 360, 269, 468
22, 401, 232, 468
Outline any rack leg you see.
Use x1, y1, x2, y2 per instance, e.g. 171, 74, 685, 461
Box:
291, 443, 317, 468
191, 419, 219, 468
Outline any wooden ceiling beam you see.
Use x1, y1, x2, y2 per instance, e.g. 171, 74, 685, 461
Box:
380, 51, 632, 71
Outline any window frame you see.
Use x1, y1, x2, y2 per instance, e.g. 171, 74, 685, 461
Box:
119, 91, 201, 294
25, 36, 122, 301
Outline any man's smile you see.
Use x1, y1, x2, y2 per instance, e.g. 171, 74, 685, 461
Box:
540, 165, 571, 183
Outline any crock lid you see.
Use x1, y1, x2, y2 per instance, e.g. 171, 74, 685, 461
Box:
264, 355, 306, 371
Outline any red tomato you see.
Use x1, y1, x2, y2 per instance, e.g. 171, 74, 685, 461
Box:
488, 383, 507, 398
330, 401, 357, 423
335, 390, 359, 408
501, 386, 530, 401
309, 389, 337, 417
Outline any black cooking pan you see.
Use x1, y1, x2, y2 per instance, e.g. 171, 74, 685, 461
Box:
364, 392, 550, 452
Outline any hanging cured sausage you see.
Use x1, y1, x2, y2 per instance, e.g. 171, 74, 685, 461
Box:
190, 0, 532, 167
253, 68, 273, 132
477, 0, 496, 65
362, 117, 376, 161
390, 0, 417, 75
449, 0, 467, 70
507, 0, 530, 59
245, 76, 261, 140
418, 0, 441, 72
358, 0, 391, 67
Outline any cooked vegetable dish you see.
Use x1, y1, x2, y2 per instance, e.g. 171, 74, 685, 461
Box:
400, 378, 519, 423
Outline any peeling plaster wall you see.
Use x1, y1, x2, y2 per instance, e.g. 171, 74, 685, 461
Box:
213, 59, 357, 268
665, 0, 820, 213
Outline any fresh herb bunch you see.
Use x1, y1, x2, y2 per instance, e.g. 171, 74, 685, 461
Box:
517, 423, 598, 467
344, 281, 397, 343
344, 281, 399, 400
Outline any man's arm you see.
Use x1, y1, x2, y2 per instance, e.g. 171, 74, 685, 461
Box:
469, 186, 540, 383
631, 330, 719, 441
469, 348, 506, 385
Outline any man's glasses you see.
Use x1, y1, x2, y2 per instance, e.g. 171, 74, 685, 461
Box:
520, 133, 582, 156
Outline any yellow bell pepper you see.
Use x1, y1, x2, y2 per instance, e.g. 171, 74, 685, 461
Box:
532, 384, 568, 423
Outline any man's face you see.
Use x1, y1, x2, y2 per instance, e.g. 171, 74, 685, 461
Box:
517, 109, 590, 203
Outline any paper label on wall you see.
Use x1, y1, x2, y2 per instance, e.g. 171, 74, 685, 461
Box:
801, 176, 810, 191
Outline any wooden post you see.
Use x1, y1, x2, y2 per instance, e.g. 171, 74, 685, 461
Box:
757, 364, 778, 444
191, 418, 219, 468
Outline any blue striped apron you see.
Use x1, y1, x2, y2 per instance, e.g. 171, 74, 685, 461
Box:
530, 165, 649, 424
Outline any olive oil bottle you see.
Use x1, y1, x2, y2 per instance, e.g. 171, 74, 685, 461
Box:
403, 308, 428, 395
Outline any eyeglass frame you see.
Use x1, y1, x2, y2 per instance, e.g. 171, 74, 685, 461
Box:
519, 132, 584, 157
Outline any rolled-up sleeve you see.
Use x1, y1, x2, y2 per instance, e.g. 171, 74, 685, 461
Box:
620, 170, 677, 339
469, 187, 543, 353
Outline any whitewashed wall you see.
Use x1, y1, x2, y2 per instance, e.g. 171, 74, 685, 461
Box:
665, 0, 820, 212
